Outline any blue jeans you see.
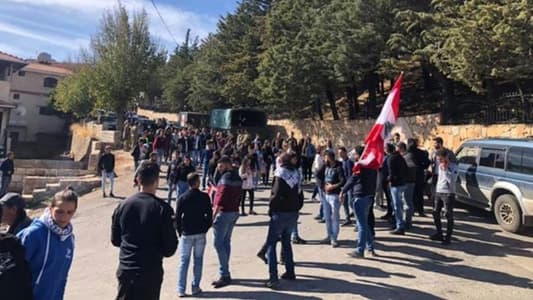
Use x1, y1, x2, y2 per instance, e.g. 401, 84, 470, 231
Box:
213, 212, 239, 277
177, 181, 189, 199
177, 234, 207, 295
391, 185, 407, 230
404, 183, 415, 228
167, 183, 176, 204
290, 214, 300, 240
192, 150, 200, 166
323, 194, 341, 242
317, 187, 326, 219
266, 212, 298, 281
353, 195, 374, 254
101, 171, 115, 194
0, 175, 11, 196
156, 148, 165, 165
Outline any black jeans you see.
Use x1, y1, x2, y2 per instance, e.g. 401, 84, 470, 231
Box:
414, 180, 426, 214
383, 182, 393, 217
432, 193, 455, 240
302, 157, 313, 182
116, 268, 163, 300
262, 163, 272, 185
241, 189, 255, 212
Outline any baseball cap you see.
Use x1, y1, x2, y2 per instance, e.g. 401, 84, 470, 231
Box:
0, 193, 25, 210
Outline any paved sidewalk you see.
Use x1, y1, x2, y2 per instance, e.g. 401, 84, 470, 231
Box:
63, 162, 533, 300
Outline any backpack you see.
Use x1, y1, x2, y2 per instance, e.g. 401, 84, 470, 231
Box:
0, 233, 33, 300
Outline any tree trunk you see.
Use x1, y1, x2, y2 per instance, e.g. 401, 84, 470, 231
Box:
430, 66, 455, 124
326, 87, 340, 120
315, 97, 324, 120
365, 72, 379, 118
421, 64, 432, 92
346, 84, 358, 120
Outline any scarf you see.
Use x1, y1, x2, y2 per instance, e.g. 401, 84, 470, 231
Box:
39, 208, 73, 242
275, 167, 301, 189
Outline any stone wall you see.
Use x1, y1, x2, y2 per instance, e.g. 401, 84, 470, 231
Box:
69, 122, 120, 162
269, 114, 533, 151
137, 107, 179, 122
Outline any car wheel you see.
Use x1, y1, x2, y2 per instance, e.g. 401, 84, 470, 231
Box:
494, 194, 523, 233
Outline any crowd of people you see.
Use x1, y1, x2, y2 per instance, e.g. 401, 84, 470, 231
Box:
0, 116, 459, 300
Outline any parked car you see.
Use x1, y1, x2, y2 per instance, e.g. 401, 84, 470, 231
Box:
455, 138, 533, 233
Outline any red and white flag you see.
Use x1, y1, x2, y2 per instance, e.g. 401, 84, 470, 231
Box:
354, 73, 404, 171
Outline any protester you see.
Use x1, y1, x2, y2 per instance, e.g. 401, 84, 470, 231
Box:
166, 152, 182, 204
0, 193, 32, 235
17, 188, 78, 300
0, 152, 15, 196
341, 146, 377, 258
302, 137, 316, 183
387, 143, 409, 235
175, 156, 196, 200
398, 142, 416, 230
111, 162, 178, 300
202, 140, 215, 190
313, 148, 326, 223
262, 140, 274, 185
153, 129, 166, 165
321, 150, 345, 247
98, 145, 116, 198
338, 147, 354, 226
430, 149, 459, 245
408, 138, 431, 216
429, 137, 457, 200
211, 156, 242, 288
263, 152, 303, 288
175, 173, 213, 297
379, 147, 394, 223
131, 138, 145, 171
239, 156, 257, 216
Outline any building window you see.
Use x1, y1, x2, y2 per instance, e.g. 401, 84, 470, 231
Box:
18, 71, 26, 76
43, 77, 58, 88
13, 93, 20, 100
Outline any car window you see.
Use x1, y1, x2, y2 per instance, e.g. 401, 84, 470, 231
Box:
522, 149, 533, 175
457, 146, 479, 165
480, 148, 505, 169
507, 148, 522, 173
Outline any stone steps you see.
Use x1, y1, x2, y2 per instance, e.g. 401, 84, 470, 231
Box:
23, 175, 101, 204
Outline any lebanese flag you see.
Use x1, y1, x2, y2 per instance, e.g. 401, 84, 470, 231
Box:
354, 73, 404, 172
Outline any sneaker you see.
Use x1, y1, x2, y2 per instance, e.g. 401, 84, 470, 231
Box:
102, 193, 107, 198
109, 193, 116, 198
390, 229, 405, 235
367, 249, 377, 257
442, 239, 451, 246
313, 215, 322, 220
348, 252, 364, 259
212, 277, 231, 288
265, 280, 280, 289
281, 272, 296, 280
430, 233, 444, 242
249, 210, 258, 215
341, 220, 352, 227
331, 241, 339, 248
317, 219, 325, 224
191, 288, 203, 296
379, 214, 391, 220
178, 292, 186, 298
240, 212, 248, 217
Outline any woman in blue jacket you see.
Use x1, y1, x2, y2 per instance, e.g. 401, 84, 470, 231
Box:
17, 187, 78, 300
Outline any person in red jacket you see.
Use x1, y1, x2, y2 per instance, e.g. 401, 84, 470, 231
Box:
211, 156, 242, 289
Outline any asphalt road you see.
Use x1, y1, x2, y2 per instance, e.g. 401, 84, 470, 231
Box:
63, 161, 533, 300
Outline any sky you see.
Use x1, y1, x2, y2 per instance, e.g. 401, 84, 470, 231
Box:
0, 0, 238, 61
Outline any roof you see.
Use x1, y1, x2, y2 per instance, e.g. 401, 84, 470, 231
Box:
0, 99, 16, 109
0, 51, 25, 64
22, 63, 73, 77
463, 138, 533, 148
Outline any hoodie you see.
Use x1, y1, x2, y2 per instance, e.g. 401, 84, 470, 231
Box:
17, 210, 75, 300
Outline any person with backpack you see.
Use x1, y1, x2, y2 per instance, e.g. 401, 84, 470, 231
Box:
17, 188, 79, 300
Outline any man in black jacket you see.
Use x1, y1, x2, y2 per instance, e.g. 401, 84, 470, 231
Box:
0, 193, 32, 235
341, 146, 377, 258
111, 162, 178, 300
175, 173, 212, 297
322, 151, 346, 247
264, 153, 303, 289
408, 138, 431, 217
0, 152, 15, 197
387, 144, 408, 235
98, 146, 115, 198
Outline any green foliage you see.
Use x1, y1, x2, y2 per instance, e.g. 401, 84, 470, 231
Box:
51, 67, 95, 118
